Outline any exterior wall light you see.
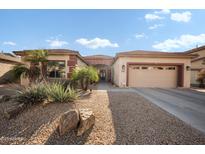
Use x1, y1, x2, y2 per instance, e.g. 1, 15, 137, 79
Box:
186, 66, 191, 71
121, 65, 125, 72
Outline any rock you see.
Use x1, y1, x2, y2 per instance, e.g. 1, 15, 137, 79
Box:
77, 108, 95, 136
0, 95, 11, 103
58, 109, 79, 136
4, 102, 26, 119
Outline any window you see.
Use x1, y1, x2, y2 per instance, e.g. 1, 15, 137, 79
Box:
151, 66, 164, 70
166, 66, 176, 70
157, 67, 163, 70
133, 66, 140, 70
141, 66, 148, 70
47, 61, 66, 78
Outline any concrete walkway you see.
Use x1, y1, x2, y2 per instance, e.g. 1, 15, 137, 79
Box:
96, 82, 136, 92
134, 88, 205, 134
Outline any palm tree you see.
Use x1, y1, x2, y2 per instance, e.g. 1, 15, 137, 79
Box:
24, 49, 48, 82
12, 49, 48, 84
12, 64, 40, 83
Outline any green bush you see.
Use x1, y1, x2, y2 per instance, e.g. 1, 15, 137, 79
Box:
46, 82, 78, 103
17, 84, 47, 106
71, 66, 99, 91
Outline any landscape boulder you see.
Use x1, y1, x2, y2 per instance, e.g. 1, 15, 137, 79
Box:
58, 109, 79, 136
77, 108, 95, 136
3, 102, 26, 119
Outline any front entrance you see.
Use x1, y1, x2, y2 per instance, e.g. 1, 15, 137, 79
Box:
99, 69, 106, 80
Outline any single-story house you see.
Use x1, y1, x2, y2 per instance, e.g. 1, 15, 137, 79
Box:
13, 49, 88, 85
84, 55, 113, 82
13, 48, 198, 88
0, 53, 22, 84
185, 46, 205, 87
111, 50, 195, 88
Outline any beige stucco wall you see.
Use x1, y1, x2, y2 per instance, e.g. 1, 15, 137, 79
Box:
112, 57, 191, 88
0, 62, 15, 77
192, 49, 205, 58
189, 49, 205, 85
191, 59, 205, 69
112, 59, 120, 86
0, 62, 16, 84
77, 57, 87, 67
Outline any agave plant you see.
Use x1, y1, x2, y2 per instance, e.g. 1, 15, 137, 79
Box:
16, 84, 47, 106
46, 82, 78, 103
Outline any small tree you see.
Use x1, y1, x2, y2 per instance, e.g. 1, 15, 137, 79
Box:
197, 69, 205, 88
71, 66, 99, 91
12, 64, 40, 83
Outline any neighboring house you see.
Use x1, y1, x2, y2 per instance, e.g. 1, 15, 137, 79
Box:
84, 55, 113, 82
13, 49, 88, 84
111, 50, 195, 88
0, 53, 22, 84
185, 46, 205, 87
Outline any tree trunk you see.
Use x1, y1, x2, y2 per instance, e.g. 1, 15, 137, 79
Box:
84, 78, 89, 91
80, 79, 84, 90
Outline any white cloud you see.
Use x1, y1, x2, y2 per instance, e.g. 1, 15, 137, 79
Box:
154, 9, 170, 14
171, 11, 192, 22
135, 33, 146, 39
149, 24, 163, 30
3, 41, 16, 46
145, 14, 163, 21
46, 39, 68, 47
152, 34, 205, 51
76, 38, 119, 49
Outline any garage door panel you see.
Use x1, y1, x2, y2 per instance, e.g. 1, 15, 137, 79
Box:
128, 65, 177, 88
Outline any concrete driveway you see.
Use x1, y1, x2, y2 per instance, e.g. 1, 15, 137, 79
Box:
134, 88, 205, 134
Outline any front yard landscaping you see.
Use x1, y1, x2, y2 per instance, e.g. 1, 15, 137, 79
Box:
1, 84, 205, 144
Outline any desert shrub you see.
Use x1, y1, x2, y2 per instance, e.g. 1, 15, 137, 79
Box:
17, 84, 47, 106
197, 69, 205, 88
71, 66, 99, 91
46, 82, 78, 103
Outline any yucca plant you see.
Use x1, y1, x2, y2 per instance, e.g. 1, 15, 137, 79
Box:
17, 84, 47, 106
46, 82, 78, 103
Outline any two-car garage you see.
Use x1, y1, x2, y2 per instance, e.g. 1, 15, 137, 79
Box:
127, 64, 183, 88
112, 50, 193, 88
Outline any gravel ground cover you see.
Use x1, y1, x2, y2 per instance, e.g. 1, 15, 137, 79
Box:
0, 84, 205, 144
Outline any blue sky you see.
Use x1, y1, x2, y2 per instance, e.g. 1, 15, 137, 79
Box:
1, 9, 205, 56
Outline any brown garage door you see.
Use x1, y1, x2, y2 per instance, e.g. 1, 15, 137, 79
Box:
128, 65, 178, 88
